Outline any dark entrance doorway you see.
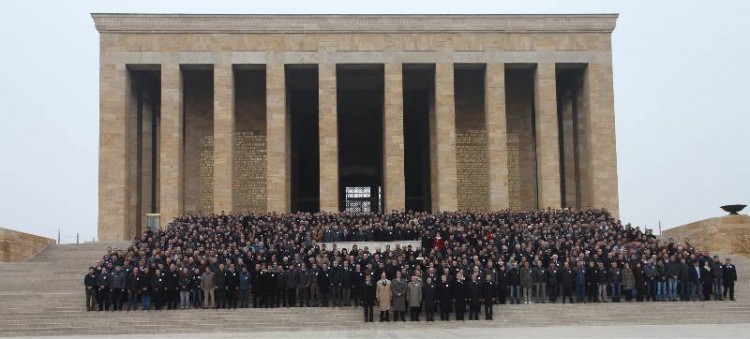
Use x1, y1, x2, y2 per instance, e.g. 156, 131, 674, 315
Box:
288, 66, 320, 212
403, 65, 434, 212
337, 65, 384, 213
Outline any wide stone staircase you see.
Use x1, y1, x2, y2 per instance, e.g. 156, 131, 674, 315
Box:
0, 243, 748, 337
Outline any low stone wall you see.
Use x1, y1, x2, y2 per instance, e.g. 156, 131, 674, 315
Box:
662, 214, 750, 255
0, 228, 56, 262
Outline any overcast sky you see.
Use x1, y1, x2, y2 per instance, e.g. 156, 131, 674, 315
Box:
0, 0, 747, 243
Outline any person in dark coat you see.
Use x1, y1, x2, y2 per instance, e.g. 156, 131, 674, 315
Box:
139, 267, 152, 310
318, 264, 332, 307
351, 264, 365, 307
633, 262, 647, 302
225, 265, 240, 309
215, 264, 228, 309
585, 261, 598, 302
251, 264, 262, 308
151, 269, 165, 310
95, 269, 111, 311
508, 263, 521, 304
165, 264, 180, 310
84, 267, 97, 311
239, 266, 252, 308
547, 263, 560, 303
689, 260, 703, 301
678, 258, 691, 301
438, 275, 452, 321
191, 268, 203, 308
422, 277, 437, 322
125, 267, 141, 311
467, 273, 482, 320
723, 258, 737, 301
701, 261, 713, 301
496, 263, 508, 304
481, 273, 496, 320
330, 261, 345, 307
361, 274, 376, 322
452, 272, 467, 321
560, 262, 574, 304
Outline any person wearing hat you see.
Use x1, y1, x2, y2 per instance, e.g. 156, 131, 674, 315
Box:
376, 272, 392, 322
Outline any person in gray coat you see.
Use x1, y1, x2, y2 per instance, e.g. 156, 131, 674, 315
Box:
406, 275, 422, 321
621, 263, 636, 301
391, 271, 408, 322
109, 266, 126, 311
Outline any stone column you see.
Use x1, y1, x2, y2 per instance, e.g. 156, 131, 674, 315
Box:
485, 63, 510, 211
534, 63, 562, 209
319, 63, 339, 212
213, 63, 234, 213
266, 63, 290, 213
582, 61, 619, 217
159, 63, 184, 225
433, 63, 458, 212
384, 63, 405, 212
98, 64, 131, 241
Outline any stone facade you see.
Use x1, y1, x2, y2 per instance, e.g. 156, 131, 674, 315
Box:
93, 14, 620, 240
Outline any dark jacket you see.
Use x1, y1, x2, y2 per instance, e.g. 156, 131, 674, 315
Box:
165, 270, 180, 291
226, 270, 240, 291
361, 281, 376, 306
126, 272, 142, 290
481, 281, 496, 303
438, 281, 452, 309
560, 268, 574, 288
240, 271, 251, 290
467, 280, 482, 306
215, 269, 227, 289
452, 280, 467, 311
84, 273, 97, 288
422, 283, 437, 309
724, 264, 738, 282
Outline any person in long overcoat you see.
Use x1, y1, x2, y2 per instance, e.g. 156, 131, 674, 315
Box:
376, 272, 392, 322
406, 275, 423, 321
391, 271, 408, 321
453, 271, 467, 321
422, 277, 437, 322
622, 263, 636, 302
361, 274, 376, 322
438, 275, 453, 321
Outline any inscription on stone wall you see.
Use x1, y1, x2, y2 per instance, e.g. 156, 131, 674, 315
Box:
200, 135, 214, 212
456, 129, 489, 211
233, 130, 267, 212
507, 133, 521, 210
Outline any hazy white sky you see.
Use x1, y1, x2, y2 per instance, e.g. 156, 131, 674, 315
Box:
0, 0, 748, 243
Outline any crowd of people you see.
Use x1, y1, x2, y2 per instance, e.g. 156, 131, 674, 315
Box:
84, 209, 739, 322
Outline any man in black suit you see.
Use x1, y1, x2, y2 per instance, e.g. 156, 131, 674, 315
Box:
723, 258, 738, 301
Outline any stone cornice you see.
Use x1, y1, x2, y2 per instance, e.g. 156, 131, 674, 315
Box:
91, 14, 617, 34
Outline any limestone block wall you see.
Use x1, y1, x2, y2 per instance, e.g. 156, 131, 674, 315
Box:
234, 70, 267, 212
0, 228, 56, 262
183, 71, 214, 213
506, 70, 538, 210
662, 215, 750, 255
455, 69, 489, 211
